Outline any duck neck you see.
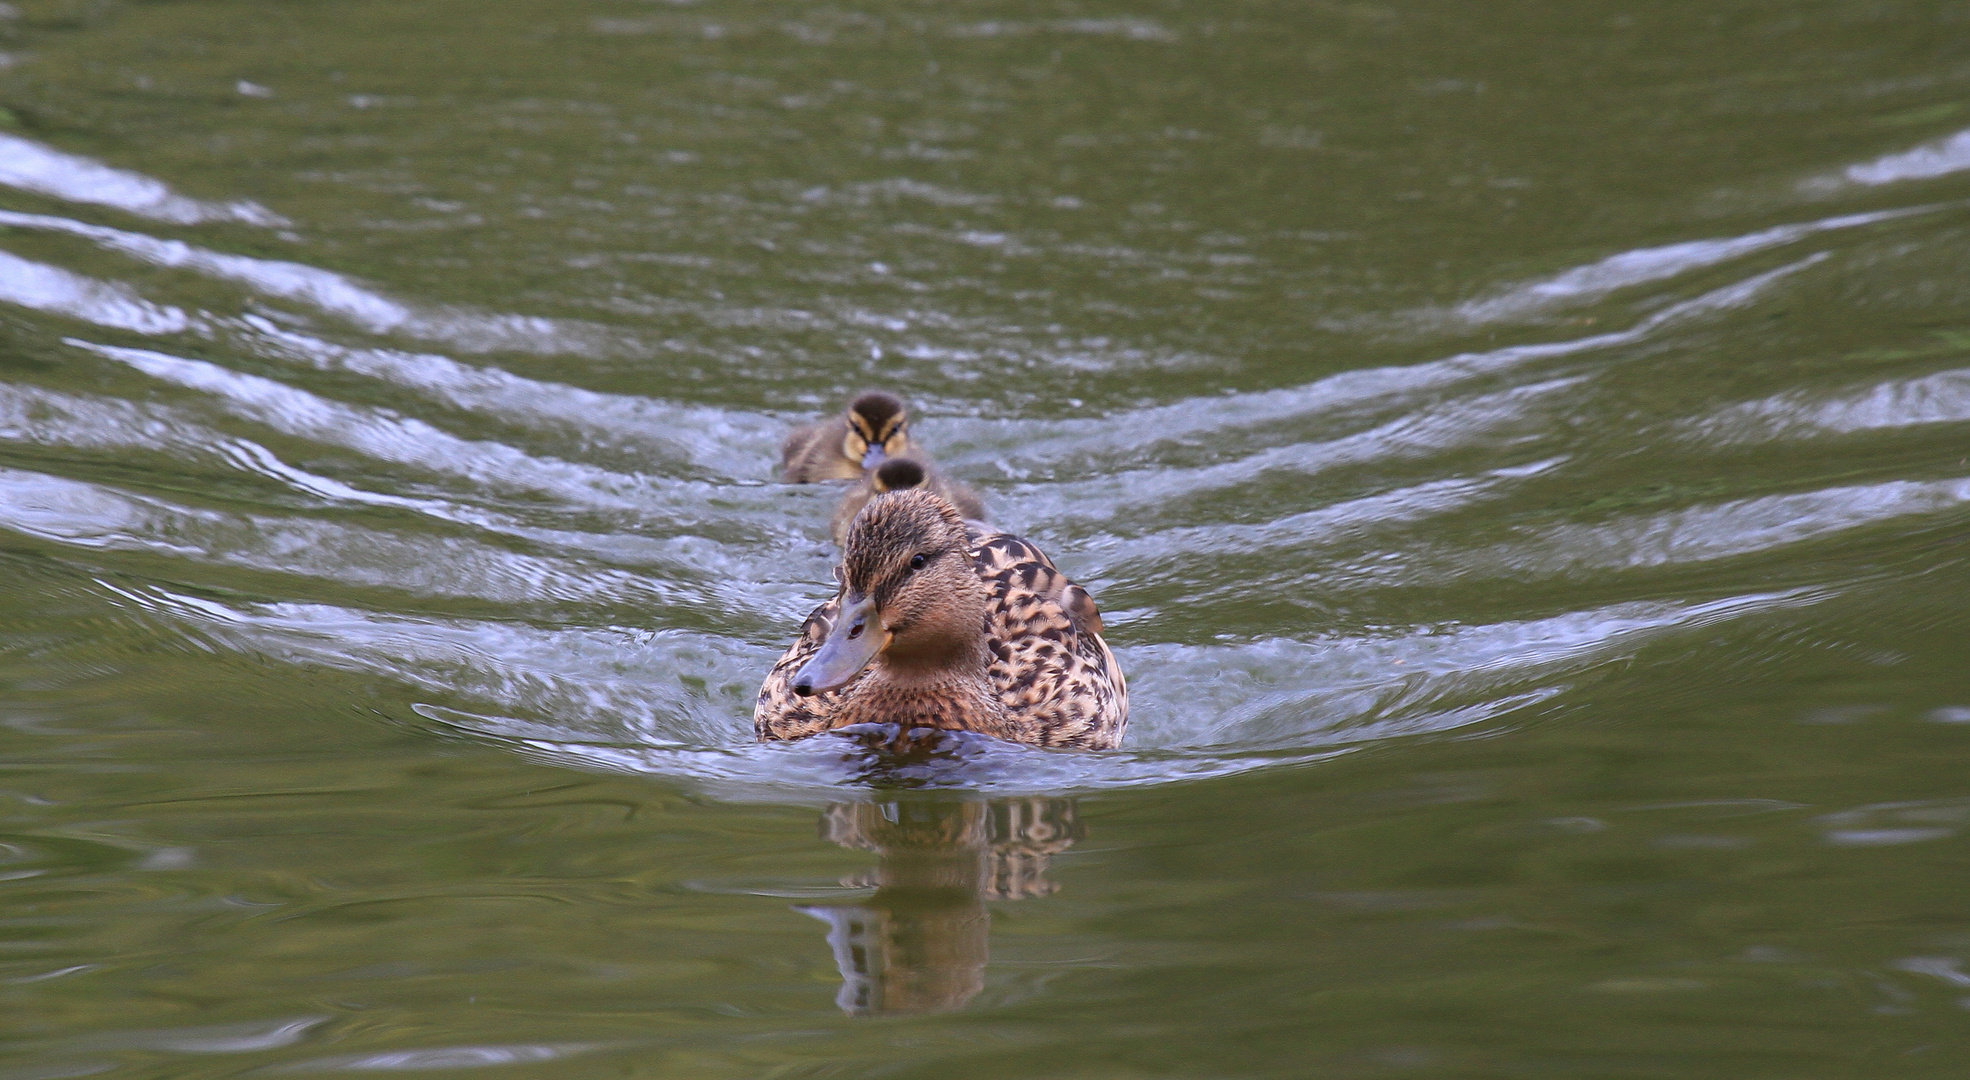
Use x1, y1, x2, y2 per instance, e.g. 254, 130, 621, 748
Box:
874, 574, 992, 691
839, 599, 1006, 731
875, 633, 991, 691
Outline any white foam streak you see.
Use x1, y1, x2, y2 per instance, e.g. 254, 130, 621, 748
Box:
231, 315, 778, 473
214, 438, 452, 514
0, 133, 285, 226
279, 1044, 603, 1072
1454, 209, 1914, 324
0, 467, 682, 609
1086, 472, 1506, 573
7, 363, 813, 618
0, 230, 762, 473
19, 342, 821, 622
1495, 477, 1970, 575
46, 1016, 325, 1054
1690, 369, 1970, 442
0, 238, 755, 482
1827, 128, 1970, 188
1009, 378, 1582, 533
0, 209, 619, 355
0, 381, 202, 454
949, 258, 1819, 474
63, 341, 832, 577
0, 467, 188, 552
102, 583, 749, 745
0, 381, 448, 517
946, 18, 1178, 41
69, 339, 655, 512
0, 249, 191, 334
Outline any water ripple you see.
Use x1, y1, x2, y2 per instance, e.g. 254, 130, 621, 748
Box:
1810, 127, 1970, 190
0, 133, 284, 227
0, 209, 632, 355
60, 577, 1827, 800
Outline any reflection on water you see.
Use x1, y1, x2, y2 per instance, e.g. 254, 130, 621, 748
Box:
800, 797, 1079, 1015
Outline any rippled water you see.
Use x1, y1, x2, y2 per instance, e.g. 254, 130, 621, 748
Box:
3, 0, 1970, 1075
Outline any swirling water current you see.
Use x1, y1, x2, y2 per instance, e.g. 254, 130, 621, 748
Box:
1, 0, 1969, 1075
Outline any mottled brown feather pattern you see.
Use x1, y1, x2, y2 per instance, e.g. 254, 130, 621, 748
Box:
755, 522, 1128, 750
754, 597, 854, 741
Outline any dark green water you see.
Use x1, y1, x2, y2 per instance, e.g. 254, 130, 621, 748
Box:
2, 0, 1970, 1074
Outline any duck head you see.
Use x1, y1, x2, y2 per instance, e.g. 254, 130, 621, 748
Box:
842, 391, 911, 470
870, 456, 927, 494
793, 489, 983, 696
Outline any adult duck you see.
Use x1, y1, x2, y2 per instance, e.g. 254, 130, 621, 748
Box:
755, 489, 1127, 749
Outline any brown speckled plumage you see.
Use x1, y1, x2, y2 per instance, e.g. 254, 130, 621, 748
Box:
830, 456, 987, 545
755, 490, 1127, 750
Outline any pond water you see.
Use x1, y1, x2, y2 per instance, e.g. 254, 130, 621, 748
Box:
2, 0, 1970, 1075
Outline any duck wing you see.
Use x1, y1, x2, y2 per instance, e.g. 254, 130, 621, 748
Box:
780, 416, 861, 482
971, 533, 1129, 749
754, 592, 862, 740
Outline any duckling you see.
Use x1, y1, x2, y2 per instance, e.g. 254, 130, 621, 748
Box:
830, 456, 987, 546
755, 489, 1127, 749
781, 391, 914, 483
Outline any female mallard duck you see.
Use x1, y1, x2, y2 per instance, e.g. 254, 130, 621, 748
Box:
781, 391, 915, 483
830, 456, 986, 545
755, 489, 1127, 750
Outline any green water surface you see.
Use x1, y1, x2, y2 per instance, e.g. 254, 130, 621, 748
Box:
2, 0, 1970, 1076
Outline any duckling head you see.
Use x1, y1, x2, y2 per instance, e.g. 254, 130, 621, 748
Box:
871, 456, 927, 493
793, 489, 982, 696
842, 391, 911, 470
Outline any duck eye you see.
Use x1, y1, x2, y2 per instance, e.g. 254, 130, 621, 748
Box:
909, 553, 928, 571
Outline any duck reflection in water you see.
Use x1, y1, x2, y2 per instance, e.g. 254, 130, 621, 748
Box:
797, 796, 1081, 1015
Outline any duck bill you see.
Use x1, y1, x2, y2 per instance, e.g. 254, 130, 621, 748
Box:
792, 595, 888, 696
860, 445, 887, 470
